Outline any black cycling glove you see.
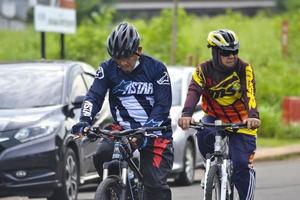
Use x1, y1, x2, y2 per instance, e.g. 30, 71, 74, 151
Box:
71, 121, 90, 135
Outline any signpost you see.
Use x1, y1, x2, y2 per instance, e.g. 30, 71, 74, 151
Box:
34, 1, 76, 59
171, 0, 178, 65
282, 20, 288, 58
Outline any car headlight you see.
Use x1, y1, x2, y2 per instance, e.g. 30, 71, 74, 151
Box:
14, 120, 60, 143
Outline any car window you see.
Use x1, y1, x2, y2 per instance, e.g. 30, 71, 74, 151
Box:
83, 73, 94, 89
0, 66, 63, 109
70, 74, 88, 103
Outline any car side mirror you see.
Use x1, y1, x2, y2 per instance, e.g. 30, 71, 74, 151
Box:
62, 95, 85, 118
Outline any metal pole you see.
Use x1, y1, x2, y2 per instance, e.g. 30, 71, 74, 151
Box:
282, 20, 289, 58
171, 0, 178, 65
60, 33, 65, 59
41, 32, 46, 59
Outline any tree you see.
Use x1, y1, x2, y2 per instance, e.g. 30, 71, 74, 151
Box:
75, 0, 115, 24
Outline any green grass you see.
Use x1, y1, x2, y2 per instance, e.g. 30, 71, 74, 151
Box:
257, 137, 300, 148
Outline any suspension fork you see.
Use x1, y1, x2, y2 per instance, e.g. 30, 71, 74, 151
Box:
203, 153, 212, 200
220, 158, 229, 200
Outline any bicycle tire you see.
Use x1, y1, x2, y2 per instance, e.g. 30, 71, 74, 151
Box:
94, 176, 122, 200
205, 165, 221, 200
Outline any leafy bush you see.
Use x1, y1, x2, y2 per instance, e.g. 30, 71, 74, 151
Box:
258, 104, 300, 139
65, 9, 115, 67
0, 26, 74, 61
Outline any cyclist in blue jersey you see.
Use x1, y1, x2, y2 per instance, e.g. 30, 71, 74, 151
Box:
72, 22, 173, 200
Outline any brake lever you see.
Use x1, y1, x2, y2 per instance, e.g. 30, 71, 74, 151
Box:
144, 132, 158, 138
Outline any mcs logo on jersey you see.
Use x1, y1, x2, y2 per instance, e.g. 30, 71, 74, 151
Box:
112, 80, 153, 95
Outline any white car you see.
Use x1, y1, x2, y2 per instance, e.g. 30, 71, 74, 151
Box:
168, 66, 204, 186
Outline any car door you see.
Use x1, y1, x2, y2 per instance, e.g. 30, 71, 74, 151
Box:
68, 67, 99, 174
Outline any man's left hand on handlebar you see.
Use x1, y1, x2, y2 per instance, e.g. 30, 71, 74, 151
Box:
71, 121, 91, 138
243, 118, 261, 129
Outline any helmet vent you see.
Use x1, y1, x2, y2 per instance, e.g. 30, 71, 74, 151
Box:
213, 35, 221, 41
106, 22, 140, 59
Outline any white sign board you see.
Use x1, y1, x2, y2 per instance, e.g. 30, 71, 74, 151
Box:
34, 5, 76, 34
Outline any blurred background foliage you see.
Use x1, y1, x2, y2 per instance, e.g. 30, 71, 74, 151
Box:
0, 0, 300, 139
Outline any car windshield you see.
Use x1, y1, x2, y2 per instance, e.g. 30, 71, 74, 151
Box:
0, 65, 64, 109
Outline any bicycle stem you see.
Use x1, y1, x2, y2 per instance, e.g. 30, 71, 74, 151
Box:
214, 135, 222, 152
122, 168, 128, 185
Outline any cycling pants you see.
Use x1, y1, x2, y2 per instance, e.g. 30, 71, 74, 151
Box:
197, 115, 256, 200
93, 137, 174, 200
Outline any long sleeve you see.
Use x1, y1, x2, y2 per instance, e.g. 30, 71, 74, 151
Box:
182, 66, 204, 117
80, 65, 109, 125
243, 65, 259, 119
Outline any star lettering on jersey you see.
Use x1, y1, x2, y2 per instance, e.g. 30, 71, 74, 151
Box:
112, 80, 131, 94
144, 119, 163, 127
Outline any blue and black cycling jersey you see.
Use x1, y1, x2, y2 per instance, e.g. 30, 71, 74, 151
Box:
80, 54, 172, 138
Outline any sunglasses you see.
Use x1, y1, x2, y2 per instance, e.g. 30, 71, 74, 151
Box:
219, 49, 239, 57
113, 52, 141, 61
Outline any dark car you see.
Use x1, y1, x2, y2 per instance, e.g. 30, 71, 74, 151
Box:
0, 61, 111, 200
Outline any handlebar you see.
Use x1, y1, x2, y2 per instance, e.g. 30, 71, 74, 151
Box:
190, 120, 247, 130
82, 125, 172, 140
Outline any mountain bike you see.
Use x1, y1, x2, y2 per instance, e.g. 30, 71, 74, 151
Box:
84, 125, 171, 200
190, 120, 247, 200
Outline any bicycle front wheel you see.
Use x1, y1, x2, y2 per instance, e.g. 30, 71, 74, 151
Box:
205, 165, 221, 200
94, 176, 122, 200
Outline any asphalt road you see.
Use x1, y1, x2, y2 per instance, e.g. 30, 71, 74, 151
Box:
2, 156, 300, 200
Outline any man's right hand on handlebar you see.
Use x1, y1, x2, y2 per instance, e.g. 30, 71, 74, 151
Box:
178, 116, 194, 130
71, 121, 90, 137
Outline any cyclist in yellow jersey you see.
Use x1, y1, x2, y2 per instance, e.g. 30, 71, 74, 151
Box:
178, 29, 261, 200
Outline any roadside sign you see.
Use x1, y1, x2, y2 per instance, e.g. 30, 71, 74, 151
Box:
34, 5, 76, 34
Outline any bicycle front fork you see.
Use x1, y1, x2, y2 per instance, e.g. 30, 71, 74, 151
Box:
220, 159, 229, 200
102, 161, 129, 200
203, 156, 230, 200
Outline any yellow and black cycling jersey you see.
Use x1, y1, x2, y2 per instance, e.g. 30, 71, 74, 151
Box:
182, 58, 259, 135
